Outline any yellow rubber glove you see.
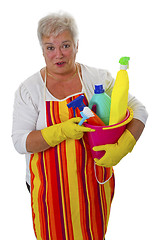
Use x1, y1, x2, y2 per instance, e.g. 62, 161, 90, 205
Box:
92, 129, 136, 167
41, 117, 94, 147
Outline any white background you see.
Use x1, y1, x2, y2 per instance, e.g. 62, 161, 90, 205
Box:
0, 0, 159, 239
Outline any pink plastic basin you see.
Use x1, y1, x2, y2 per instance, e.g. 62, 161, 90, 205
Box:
84, 108, 133, 159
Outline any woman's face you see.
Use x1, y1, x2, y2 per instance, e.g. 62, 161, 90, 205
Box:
42, 30, 78, 75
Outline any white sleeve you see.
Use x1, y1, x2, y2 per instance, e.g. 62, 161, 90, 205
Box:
12, 83, 38, 154
128, 93, 148, 125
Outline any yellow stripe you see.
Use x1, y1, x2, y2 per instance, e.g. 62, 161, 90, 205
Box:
104, 178, 112, 227
50, 101, 54, 124
59, 100, 70, 122
103, 107, 133, 130
66, 139, 83, 240
31, 153, 42, 240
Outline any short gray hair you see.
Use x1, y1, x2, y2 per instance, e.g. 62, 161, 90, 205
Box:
37, 12, 79, 46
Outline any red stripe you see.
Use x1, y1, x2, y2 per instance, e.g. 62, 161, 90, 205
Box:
59, 141, 74, 240
75, 139, 92, 240
46, 101, 52, 126
45, 147, 72, 239
43, 150, 57, 240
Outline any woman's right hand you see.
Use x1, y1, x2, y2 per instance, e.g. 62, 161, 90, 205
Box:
41, 117, 94, 147
61, 117, 94, 139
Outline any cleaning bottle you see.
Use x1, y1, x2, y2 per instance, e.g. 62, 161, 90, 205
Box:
67, 95, 105, 126
109, 57, 130, 125
89, 84, 111, 126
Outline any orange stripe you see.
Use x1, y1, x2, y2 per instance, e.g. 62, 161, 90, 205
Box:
37, 155, 46, 239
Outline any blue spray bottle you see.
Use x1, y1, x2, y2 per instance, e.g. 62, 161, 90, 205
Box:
89, 84, 111, 126
67, 95, 105, 126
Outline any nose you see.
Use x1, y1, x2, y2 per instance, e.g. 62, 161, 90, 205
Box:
55, 47, 63, 58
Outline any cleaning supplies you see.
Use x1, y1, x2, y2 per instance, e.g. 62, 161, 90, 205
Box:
67, 95, 85, 117
109, 57, 130, 125
41, 117, 94, 147
67, 95, 105, 126
78, 107, 95, 126
89, 84, 111, 126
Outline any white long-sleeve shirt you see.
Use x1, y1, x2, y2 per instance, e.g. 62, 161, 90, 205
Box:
12, 64, 148, 185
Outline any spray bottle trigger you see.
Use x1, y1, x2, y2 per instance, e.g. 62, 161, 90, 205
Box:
67, 95, 86, 117
73, 108, 76, 117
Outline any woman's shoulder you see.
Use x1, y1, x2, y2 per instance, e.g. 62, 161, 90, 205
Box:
80, 63, 114, 86
22, 71, 43, 90
80, 63, 105, 74
80, 63, 113, 79
15, 71, 44, 106
18, 71, 44, 98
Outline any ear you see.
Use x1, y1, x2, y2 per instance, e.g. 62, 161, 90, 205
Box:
42, 48, 45, 56
76, 40, 79, 53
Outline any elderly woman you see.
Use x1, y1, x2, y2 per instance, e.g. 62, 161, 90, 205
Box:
12, 12, 148, 240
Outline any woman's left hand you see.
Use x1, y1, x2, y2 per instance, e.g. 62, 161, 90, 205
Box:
92, 129, 136, 167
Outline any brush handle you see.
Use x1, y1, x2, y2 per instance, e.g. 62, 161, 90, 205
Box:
78, 112, 88, 126
79, 118, 86, 126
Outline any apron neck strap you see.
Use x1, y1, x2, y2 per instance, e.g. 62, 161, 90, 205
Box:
44, 63, 84, 102
44, 67, 47, 101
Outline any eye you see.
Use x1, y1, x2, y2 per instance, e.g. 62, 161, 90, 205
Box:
62, 44, 70, 49
47, 46, 55, 51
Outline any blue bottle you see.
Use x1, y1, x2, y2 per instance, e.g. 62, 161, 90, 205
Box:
89, 84, 111, 126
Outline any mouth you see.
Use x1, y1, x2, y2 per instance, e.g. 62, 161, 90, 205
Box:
56, 61, 66, 67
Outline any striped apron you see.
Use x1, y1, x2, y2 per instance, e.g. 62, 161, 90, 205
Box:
30, 92, 115, 240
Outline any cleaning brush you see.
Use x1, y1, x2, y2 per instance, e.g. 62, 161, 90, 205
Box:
79, 107, 95, 126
